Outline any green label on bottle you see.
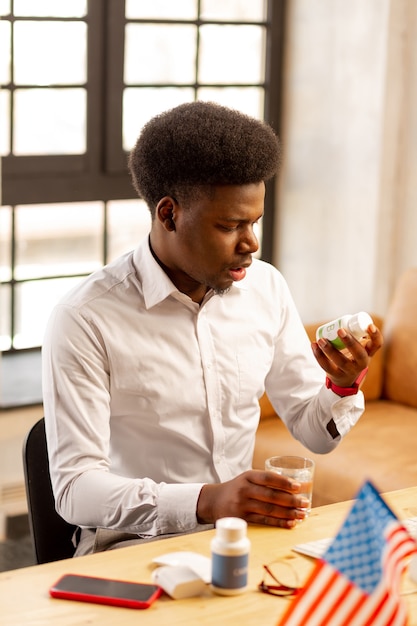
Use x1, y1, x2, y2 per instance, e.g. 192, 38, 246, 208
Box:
329, 336, 346, 350
318, 325, 346, 350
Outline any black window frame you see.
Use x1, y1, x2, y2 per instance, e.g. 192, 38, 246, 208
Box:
1, 1, 135, 204
1, 0, 287, 354
1, 0, 286, 224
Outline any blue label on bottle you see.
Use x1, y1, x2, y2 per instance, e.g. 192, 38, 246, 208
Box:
212, 553, 248, 590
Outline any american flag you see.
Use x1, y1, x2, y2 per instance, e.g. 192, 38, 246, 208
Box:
278, 481, 417, 626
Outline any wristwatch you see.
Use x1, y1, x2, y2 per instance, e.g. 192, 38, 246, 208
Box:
325, 367, 369, 397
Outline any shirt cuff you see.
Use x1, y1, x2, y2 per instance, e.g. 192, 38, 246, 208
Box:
157, 483, 211, 535
323, 385, 365, 438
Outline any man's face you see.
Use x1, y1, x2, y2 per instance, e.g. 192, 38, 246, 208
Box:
163, 182, 265, 301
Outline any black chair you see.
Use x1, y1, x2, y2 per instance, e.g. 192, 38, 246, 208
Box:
22, 417, 77, 564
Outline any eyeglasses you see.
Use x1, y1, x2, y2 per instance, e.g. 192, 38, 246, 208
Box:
258, 560, 302, 597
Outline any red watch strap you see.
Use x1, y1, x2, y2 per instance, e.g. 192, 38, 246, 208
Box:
326, 367, 369, 397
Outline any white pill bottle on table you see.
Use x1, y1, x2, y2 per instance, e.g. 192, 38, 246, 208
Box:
211, 517, 250, 595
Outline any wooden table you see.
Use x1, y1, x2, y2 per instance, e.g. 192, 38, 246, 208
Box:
2, 487, 417, 625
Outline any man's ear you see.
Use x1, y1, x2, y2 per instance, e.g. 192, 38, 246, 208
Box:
156, 196, 177, 232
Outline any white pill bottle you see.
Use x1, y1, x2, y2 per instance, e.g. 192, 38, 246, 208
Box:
316, 312, 373, 351
211, 517, 250, 595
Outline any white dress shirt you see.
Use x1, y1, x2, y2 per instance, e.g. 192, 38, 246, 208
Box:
42, 237, 364, 537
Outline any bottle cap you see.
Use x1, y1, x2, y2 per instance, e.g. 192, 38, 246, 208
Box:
215, 517, 247, 542
349, 312, 373, 336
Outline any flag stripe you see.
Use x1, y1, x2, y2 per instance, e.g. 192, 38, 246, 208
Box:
322, 580, 366, 626
306, 572, 356, 626
289, 561, 335, 626
360, 588, 407, 626
334, 586, 369, 626
279, 562, 366, 626
277, 481, 417, 626
278, 558, 411, 626
278, 561, 332, 626
320, 578, 359, 626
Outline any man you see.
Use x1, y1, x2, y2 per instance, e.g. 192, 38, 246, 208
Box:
42, 101, 382, 555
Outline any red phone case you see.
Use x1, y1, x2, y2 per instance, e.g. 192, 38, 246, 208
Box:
49, 573, 163, 609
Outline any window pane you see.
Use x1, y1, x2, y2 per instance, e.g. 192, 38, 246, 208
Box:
0, 284, 11, 350
0, 90, 10, 155
14, 277, 83, 349
0, 21, 10, 83
0, 206, 11, 281
107, 199, 151, 261
14, 22, 87, 85
123, 87, 194, 151
199, 25, 265, 83
126, 0, 197, 20
197, 86, 264, 119
14, 202, 103, 280
14, 88, 86, 155
14, 0, 87, 18
0, 0, 10, 16
125, 24, 196, 84
200, 0, 267, 21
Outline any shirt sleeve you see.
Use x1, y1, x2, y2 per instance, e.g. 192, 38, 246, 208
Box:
281, 384, 365, 454
68, 469, 209, 536
264, 277, 365, 455
42, 304, 206, 535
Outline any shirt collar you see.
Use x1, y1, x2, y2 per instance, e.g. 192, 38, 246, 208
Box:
132, 237, 249, 309
133, 238, 179, 309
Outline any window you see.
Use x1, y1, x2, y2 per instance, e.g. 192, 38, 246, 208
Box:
0, 0, 286, 352
0, 199, 151, 350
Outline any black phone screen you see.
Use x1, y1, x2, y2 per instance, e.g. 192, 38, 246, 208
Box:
50, 574, 162, 608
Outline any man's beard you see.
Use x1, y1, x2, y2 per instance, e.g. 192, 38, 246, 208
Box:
213, 286, 231, 296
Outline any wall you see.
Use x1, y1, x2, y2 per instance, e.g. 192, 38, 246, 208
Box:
275, 0, 417, 324
374, 0, 417, 313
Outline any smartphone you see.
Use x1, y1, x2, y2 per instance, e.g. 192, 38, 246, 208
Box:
49, 573, 163, 609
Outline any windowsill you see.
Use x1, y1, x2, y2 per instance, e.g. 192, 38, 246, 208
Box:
0, 350, 43, 410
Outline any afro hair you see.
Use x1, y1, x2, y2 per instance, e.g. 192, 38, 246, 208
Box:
128, 101, 281, 214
